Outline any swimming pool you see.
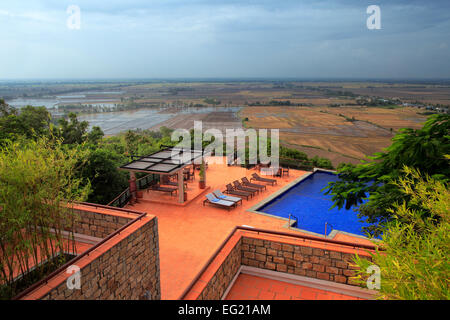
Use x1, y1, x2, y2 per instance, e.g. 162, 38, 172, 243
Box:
255, 171, 374, 237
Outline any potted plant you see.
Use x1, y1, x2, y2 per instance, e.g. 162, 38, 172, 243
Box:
199, 160, 206, 189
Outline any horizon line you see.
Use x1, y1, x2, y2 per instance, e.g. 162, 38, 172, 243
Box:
1, 77, 450, 83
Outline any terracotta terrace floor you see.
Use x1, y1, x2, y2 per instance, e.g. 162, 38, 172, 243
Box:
225, 274, 362, 300
126, 157, 373, 300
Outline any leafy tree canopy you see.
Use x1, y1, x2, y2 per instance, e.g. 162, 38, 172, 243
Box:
0, 105, 51, 143
77, 148, 128, 205
55, 112, 89, 145
324, 114, 450, 235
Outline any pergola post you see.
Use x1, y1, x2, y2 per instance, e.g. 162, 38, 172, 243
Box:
129, 171, 137, 203
178, 170, 184, 203
203, 158, 206, 186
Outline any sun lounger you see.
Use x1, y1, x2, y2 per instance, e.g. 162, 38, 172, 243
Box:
260, 167, 281, 177
233, 180, 259, 194
225, 184, 252, 199
250, 173, 277, 185
203, 193, 236, 210
148, 184, 178, 196
241, 177, 266, 190
213, 190, 242, 206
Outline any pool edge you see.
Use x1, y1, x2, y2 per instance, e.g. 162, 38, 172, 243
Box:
246, 169, 377, 241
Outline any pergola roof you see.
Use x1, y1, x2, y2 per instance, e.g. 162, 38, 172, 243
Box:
119, 146, 204, 174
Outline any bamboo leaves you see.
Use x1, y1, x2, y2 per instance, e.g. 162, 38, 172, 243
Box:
0, 137, 90, 299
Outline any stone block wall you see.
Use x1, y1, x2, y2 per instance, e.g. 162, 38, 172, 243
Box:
196, 238, 242, 300
72, 209, 133, 239
193, 234, 372, 299
39, 216, 160, 300
241, 236, 370, 285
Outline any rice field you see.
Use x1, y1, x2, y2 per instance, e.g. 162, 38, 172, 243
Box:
241, 106, 428, 165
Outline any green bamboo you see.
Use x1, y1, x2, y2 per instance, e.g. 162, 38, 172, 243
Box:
0, 137, 90, 299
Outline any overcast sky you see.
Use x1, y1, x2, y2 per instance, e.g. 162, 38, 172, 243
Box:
1, 0, 449, 79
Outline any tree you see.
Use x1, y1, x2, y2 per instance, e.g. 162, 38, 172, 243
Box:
18, 106, 51, 138
324, 114, 450, 236
0, 105, 51, 143
77, 148, 128, 205
124, 130, 139, 155
159, 126, 173, 138
0, 99, 15, 117
311, 156, 333, 170
0, 137, 90, 299
56, 112, 89, 145
352, 167, 449, 300
280, 146, 308, 161
87, 126, 104, 145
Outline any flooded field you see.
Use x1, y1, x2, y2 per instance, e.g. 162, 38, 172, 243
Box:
5, 91, 243, 135
6, 91, 123, 110
78, 106, 242, 135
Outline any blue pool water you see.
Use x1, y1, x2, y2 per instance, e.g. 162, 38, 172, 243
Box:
257, 171, 373, 237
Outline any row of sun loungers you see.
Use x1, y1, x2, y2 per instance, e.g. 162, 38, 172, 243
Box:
150, 172, 279, 203
204, 173, 278, 210
203, 191, 243, 210
225, 174, 277, 199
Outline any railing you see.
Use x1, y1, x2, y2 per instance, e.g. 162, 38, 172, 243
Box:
75, 201, 144, 216
107, 188, 132, 208
107, 174, 159, 208
288, 213, 299, 228
136, 173, 159, 190
325, 222, 334, 236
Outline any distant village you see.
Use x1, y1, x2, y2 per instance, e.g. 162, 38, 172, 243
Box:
355, 96, 450, 114
401, 101, 449, 114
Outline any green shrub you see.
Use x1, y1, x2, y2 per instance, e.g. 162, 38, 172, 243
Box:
353, 167, 449, 300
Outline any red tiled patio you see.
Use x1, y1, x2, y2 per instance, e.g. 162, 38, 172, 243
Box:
225, 274, 362, 300
126, 157, 374, 299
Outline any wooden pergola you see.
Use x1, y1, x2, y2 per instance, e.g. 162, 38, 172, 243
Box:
119, 146, 205, 203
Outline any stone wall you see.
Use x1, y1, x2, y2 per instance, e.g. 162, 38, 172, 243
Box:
196, 238, 242, 300
193, 234, 372, 299
241, 236, 370, 285
40, 216, 160, 300
72, 208, 133, 239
